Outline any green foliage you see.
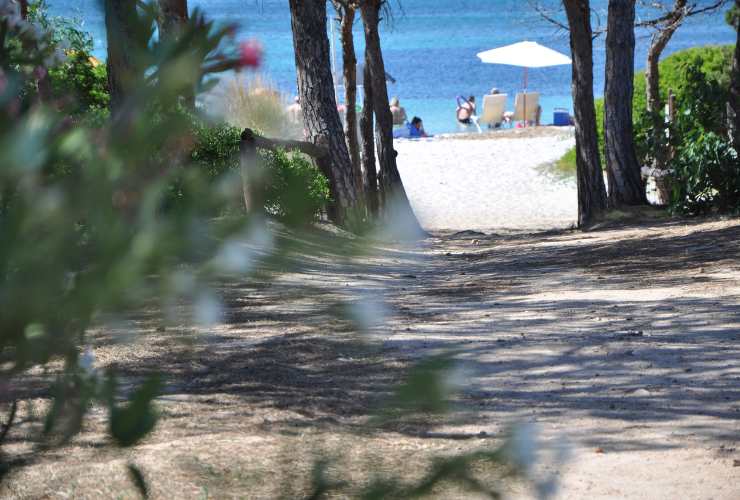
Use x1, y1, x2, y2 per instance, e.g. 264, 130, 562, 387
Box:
0, 0, 261, 479
633, 45, 733, 123
108, 374, 162, 447
552, 147, 577, 178
28, 0, 109, 114
190, 119, 242, 178
671, 131, 740, 214
262, 149, 331, 225
187, 120, 331, 222
726, 4, 739, 29
48, 50, 109, 113
594, 97, 605, 166
626, 45, 736, 213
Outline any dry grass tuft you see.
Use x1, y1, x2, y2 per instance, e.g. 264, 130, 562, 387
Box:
214, 74, 293, 138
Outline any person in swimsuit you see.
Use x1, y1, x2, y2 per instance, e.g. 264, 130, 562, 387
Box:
456, 95, 476, 124
390, 96, 407, 126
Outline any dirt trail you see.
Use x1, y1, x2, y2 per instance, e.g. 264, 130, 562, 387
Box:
2, 217, 740, 499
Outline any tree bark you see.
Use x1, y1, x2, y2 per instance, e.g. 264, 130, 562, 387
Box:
729, 0, 740, 152
645, 0, 686, 171
333, 2, 363, 201
563, 0, 607, 227
18, 0, 28, 19
361, 0, 424, 236
288, 0, 358, 225
158, 0, 191, 106
604, 0, 646, 206
158, 0, 188, 42
104, 0, 140, 114
360, 62, 379, 216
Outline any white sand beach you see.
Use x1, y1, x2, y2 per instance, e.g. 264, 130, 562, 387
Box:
395, 128, 577, 233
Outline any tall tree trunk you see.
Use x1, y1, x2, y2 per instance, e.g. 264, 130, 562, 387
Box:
563, 0, 607, 227
729, 1, 739, 152
604, 0, 646, 206
361, 0, 424, 236
18, 0, 28, 19
360, 63, 379, 216
288, 0, 358, 225
645, 0, 686, 171
333, 2, 363, 202
158, 0, 188, 42
158, 0, 192, 106
104, 0, 140, 114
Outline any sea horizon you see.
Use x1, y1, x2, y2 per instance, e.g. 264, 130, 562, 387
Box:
47, 0, 735, 134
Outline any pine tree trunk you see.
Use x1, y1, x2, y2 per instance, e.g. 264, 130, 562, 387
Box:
360, 63, 379, 216
604, 0, 646, 207
337, 4, 363, 203
158, 0, 188, 41
104, 0, 139, 114
361, 0, 423, 236
563, 0, 607, 227
288, 0, 358, 225
19, 0, 28, 18
158, 0, 192, 106
729, 1, 740, 152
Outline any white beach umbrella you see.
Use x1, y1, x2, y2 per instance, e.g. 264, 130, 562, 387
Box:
476, 41, 572, 68
476, 41, 571, 125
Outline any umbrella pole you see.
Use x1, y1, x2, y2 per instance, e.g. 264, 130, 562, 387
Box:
523, 67, 528, 128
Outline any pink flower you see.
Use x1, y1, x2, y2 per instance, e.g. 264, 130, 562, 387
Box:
239, 39, 262, 69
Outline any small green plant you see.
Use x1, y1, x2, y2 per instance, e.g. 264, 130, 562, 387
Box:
671, 131, 739, 214
263, 149, 331, 225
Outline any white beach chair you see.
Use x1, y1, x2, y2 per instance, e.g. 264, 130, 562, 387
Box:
513, 92, 541, 125
478, 94, 508, 128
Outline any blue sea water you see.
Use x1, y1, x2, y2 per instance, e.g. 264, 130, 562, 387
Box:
47, 1, 735, 134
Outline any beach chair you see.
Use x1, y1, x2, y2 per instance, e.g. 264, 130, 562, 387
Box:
478, 93, 508, 128
513, 92, 541, 126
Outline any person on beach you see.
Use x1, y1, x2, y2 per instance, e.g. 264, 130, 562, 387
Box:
407, 116, 429, 138
456, 95, 476, 125
390, 96, 407, 126
286, 96, 302, 124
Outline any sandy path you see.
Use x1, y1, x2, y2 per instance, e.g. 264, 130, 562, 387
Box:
395, 130, 576, 232
3, 218, 740, 499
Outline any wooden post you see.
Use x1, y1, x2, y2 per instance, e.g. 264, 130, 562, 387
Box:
239, 129, 260, 214
239, 128, 332, 215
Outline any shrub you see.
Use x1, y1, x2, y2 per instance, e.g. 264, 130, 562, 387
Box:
29, 0, 110, 114
632, 45, 734, 164
262, 149, 331, 225
671, 131, 740, 214
48, 50, 109, 113
0, 0, 257, 468
186, 119, 330, 222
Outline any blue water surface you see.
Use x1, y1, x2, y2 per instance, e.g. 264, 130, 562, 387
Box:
47, 1, 735, 134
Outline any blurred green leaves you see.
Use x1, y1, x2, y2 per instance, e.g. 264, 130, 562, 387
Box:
108, 374, 162, 448
0, 0, 263, 477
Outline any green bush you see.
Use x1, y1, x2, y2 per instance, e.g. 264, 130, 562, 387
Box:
29, 0, 110, 114
672, 131, 740, 214
1, 0, 254, 463
190, 119, 243, 178
48, 50, 109, 113
186, 119, 330, 222
263, 149, 331, 225
632, 45, 733, 162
